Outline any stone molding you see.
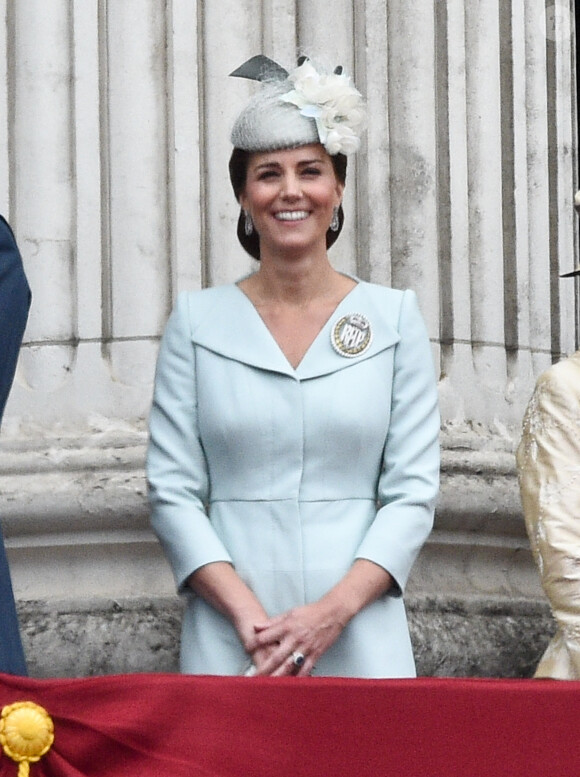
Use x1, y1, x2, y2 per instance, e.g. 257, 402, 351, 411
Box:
1, 426, 543, 605
1, 426, 553, 677
1, 429, 174, 601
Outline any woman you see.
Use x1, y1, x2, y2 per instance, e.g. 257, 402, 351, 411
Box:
516, 260, 580, 679
147, 55, 440, 678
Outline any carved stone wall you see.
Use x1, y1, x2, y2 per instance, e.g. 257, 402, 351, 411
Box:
0, 0, 577, 677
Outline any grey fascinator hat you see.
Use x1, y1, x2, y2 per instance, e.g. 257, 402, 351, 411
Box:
229, 55, 364, 259
229, 55, 366, 156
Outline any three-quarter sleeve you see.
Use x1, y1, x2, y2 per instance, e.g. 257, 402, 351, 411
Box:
147, 294, 233, 590
355, 289, 440, 593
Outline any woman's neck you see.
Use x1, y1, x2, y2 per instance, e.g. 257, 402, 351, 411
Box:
248, 253, 345, 307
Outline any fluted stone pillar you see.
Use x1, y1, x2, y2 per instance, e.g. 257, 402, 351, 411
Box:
0, 0, 576, 677
13, 2, 76, 400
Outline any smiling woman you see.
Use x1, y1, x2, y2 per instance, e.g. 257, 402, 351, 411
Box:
229, 146, 347, 260
238, 145, 343, 262
147, 55, 440, 679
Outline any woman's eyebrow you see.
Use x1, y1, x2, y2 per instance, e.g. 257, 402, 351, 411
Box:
252, 161, 281, 171
253, 158, 325, 170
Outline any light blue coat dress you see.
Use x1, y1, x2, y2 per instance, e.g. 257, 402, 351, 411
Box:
147, 280, 440, 677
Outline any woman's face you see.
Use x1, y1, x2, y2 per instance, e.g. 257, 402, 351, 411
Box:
239, 144, 344, 258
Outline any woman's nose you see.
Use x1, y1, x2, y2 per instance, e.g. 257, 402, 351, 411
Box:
281, 173, 301, 198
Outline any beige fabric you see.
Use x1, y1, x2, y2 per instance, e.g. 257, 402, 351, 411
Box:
516, 350, 580, 678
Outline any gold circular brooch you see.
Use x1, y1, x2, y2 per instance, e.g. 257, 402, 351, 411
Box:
0, 701, 54, 776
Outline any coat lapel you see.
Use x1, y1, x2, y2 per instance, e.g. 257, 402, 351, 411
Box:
297, 282, 400, 380
188, 285, 295, 376
188, 282, 401, 379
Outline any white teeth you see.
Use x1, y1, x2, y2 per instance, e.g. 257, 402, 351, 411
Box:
275, 210, 309, 221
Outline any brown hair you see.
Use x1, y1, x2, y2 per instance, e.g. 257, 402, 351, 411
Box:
228, 148, 347, 260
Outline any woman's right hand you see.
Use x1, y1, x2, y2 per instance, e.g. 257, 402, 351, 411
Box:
233, 612, 280, 673
187, 561, 276, 674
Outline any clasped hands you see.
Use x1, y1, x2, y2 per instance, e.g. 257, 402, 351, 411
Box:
243, 600, 347, 677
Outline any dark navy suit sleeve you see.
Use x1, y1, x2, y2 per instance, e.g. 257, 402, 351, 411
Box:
0, 214, 31, 424
0, 214, 30, 674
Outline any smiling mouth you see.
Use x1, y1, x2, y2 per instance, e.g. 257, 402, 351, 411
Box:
274, 210, 309, 221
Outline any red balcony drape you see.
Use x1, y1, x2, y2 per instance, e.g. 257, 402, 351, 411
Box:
1, 672, 579, 776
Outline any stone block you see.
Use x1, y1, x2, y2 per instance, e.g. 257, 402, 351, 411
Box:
16, 595, 555, 679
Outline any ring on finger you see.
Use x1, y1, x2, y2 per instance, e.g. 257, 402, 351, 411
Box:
291, 651, 306, 668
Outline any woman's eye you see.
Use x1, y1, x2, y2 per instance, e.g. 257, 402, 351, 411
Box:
257, 170, 278, 180
302, 167, 321, 176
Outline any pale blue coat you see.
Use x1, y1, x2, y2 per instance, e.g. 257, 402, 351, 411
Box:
147, 280, 440, 677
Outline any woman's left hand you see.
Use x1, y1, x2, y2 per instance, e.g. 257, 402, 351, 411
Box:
247, 600, 347, 677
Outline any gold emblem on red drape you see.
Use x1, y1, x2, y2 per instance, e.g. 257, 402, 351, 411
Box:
0, 701, 54, 776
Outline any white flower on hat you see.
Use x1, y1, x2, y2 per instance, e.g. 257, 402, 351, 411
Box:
280, 59, 366, 155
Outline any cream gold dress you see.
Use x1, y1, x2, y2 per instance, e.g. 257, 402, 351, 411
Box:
516, 350, 580, 678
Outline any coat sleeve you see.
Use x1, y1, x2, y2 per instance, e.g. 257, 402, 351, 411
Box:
0, 214, 31, 425
355, 289, 440, 594
147, 293, 233, 591
0, 215, 29, 675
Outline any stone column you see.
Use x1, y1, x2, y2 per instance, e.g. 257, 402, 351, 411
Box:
12, 1, 76, 405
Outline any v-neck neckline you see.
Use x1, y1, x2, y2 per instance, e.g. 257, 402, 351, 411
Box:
234, 278, 361, 372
